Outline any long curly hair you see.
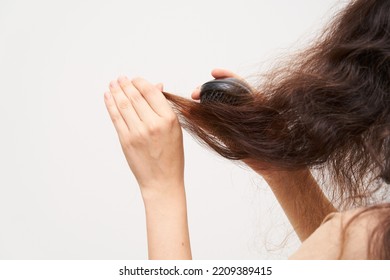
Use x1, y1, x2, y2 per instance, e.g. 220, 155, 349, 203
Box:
164, 0, 390, 208
163, 0, 390, 259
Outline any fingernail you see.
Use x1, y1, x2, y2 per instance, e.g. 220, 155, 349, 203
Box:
118, 75, 127, 83
155, 83, 163, 90
110, 80, 118, 88
104, 92, 111, 99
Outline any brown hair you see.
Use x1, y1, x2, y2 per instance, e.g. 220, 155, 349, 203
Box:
164, 0, 390, 258
164, 0, 390, 206
370, 204, 390, 259
338, 203, 390, 259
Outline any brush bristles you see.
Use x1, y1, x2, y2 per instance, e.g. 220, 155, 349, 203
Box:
200, 78, 253, 105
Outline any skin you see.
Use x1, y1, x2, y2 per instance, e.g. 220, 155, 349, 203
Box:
290, 208, 378, 259
104, 68, 374, 259
104, 77, 191, 259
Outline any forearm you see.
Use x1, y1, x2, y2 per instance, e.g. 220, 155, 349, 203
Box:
261, 169, 336, 241
104, 76, 190, 259
142, 183, 192, 260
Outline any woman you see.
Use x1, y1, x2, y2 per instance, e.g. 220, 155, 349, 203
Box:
103, 0, 390, 259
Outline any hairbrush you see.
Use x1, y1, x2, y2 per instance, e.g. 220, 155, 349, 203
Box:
199, 77, 253, 105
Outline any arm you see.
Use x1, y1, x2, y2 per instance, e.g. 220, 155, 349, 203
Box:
249, 166, 336, 241
104, 76, 191, 259
193, 68, 337, 242
142, 184, 192, 259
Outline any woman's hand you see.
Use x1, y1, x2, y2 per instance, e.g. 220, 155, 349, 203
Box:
104, 76, 191, 259
104, 76, 184, 199
191, 68, 243, 100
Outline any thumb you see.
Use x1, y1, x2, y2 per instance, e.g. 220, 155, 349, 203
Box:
155, 83, 164, 92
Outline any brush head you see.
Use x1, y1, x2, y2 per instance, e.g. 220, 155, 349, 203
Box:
200, 78, 253, 105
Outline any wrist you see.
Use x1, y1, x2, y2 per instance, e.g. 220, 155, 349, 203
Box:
140, 180, 186, 207
244, 158, 309, 183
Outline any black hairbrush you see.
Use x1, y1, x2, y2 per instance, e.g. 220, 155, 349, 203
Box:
199, 78, 253, 105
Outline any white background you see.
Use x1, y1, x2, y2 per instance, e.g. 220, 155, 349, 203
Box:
0, 0, 345, 259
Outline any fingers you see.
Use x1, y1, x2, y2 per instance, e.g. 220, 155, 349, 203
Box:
109, 80, 142, 130
155, 83, 164, 92
191, 86, 201, 100
131, 77, 173, 117
104, 91, 130, 142
105, 76, 175, 136
117, 76, 157, 123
